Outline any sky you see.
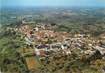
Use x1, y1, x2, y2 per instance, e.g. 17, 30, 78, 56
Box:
1, 0, 105, 7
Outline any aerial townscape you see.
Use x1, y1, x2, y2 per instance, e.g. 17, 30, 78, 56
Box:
0, 0, 105, 73
18, 21, 105, 73
0, 15, 105, 73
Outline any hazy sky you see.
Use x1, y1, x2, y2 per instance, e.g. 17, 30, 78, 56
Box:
1, 0, 105, 7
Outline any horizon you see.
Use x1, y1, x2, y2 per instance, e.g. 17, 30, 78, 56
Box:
1, 0, 105, 8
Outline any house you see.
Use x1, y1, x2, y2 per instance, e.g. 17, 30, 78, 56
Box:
35, 48, 46, 57
74, 34, 85, 38
34, 44, 50, 57
99, 33, 105, 39
84, 50, 96, 56
25, 37, 32, 45
64, 49, 71, 55
94, 46, 105, 55
102, 66, 105, 73
33, 27, 39, 31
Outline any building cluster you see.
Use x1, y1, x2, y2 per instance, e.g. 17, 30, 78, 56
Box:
18, 23, 105, 71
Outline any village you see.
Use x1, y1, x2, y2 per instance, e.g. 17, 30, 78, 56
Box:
9, 21, 104, 72
1, 1, 105, 72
